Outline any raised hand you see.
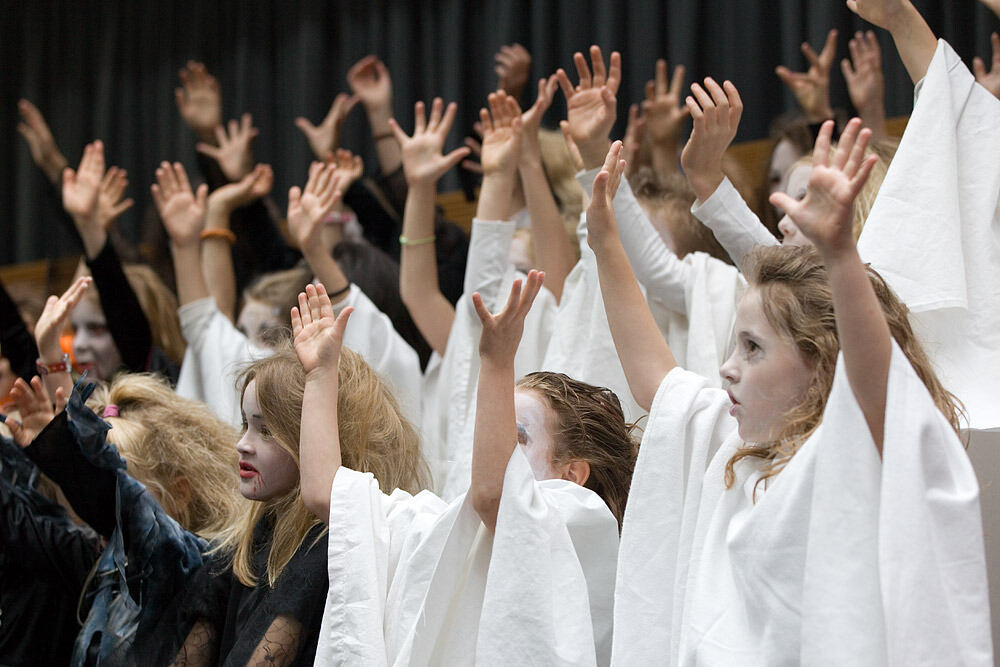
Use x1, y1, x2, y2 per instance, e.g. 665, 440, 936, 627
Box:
96, 166, 134, 230
556, 45, 622, 169
518, 76, 559, 164
151, 162, 209, 247
472, 270, 544, 364
17, 99, 68, 185
973, 33, 1000, 100
622, 103, 646, 172
347, 55, 393, 115
479, 91, 524, 176
982, 0, 1000, 20
388, 98, 470, 186
206, 164, 274, 217
34, 276, 92, 364
586, 140, 626, 250
495, 43, 532, 100
776, 29, 837, 122
558, 121, 585, 172
846, 0, 912, 32
332, 148, 364, 192
680, 78, 743, 202
769, 118, 877, 255
7, 377, 65, 447
62, 140, 105, 223
291, 283, 353, 376
643, 59, 690, 147
295, 93, 360, 162
287, 162, 343, 253
175, 61, 222, 142
842, 31, 884, 112
195, 113, 259, 182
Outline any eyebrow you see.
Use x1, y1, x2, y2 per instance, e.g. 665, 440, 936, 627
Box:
516, 423, 529, 442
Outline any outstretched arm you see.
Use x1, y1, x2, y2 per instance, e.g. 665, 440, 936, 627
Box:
842, 31, 890, 139
17, 100, 69, 187
470, 270, 544, 532
589, 142, 677, 411
391, 98, 471, 355
775, 29, 838, 123
286, 162, 350, 298
152, 162, 210, 307
293, 283, 353, 523
770, 118, 888, 451
556, 45, 622, 170
32, 277, 92, 401
848, 0, 936, 84
294, 93, 359, 162
348, 56, 401, 176
642, 59, 690, 174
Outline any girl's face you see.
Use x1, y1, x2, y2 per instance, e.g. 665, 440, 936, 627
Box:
71, 298, 123, 380
776, 163, 815, 248
514, 389, 559, 479
719, 288, 814, 443
237, 299, 284, 350
236, 379, 299, 501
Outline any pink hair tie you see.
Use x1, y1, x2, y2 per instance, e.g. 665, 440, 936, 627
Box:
102, 404, 119, 418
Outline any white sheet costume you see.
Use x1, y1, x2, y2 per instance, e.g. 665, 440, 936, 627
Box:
857, 40, 1000, 431
315, 446, 619, 666
612, 341, 991, 665
175, 286, 423, 428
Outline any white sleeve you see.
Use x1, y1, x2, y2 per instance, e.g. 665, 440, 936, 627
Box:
690, 177, 779, 269
577, 168, 690, 314
336, 285, 422, 429
175, 297, 255, 426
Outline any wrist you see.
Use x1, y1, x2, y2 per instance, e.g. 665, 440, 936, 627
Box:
686, 169, 725, 203
305, 365, 340, 386
804, 104, 835, 124
817, 236, 860, 264
170, 237, 201, 252
578, 141, 611, 170
206, 200, 238, 224
38, 347, 68, 366
366, 106, 393, 131
480, 355, 515, 373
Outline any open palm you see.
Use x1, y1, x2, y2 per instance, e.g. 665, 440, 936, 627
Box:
291, 283, 352, 375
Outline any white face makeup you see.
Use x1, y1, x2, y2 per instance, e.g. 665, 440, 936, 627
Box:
776, 163, 815, 248
71, 297, 123, 381
237, 299, 285, 349
768, 138, 804, 198
719, 288, 814, 443
236, 379, 300, 502
514, 389, 559, 480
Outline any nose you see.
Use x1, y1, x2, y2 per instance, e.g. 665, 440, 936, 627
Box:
777, 215, 795, 242
72, 329, 92, 355
236, 432, 253, 456
719, 348, 740, 385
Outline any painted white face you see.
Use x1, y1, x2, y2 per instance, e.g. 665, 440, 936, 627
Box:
0, 356, 14, 399
514, 389, 559, 480
236, 379, 299, 501
768, 138, 804, 198
237, 299, 285, 349
719, 288, 814, 443
71, 298, 123, 380
776, 163, 815, 248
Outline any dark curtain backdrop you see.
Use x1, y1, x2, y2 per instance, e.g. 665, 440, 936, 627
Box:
1, 0, 997, 263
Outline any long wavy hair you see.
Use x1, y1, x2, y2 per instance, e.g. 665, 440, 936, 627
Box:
724, 245, 963, 494
516, 372, 639, 529
216, 345, 430, 588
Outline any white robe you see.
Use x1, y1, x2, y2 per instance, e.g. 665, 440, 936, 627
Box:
857, 39, 1000, 431
175, 287, 423, 428
315, 446, 619, 666
422, 218, 557, 500
612, 342, 991, 665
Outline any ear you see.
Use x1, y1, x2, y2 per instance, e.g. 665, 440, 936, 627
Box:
561, 460, 591, 487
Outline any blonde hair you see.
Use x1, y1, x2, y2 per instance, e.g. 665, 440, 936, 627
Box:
516, 372, 639, 529
219, 345, 430, 587
242, 265, 313, 334
86, 373, 248, 541
724, 245, 963, 494
74, 261, 186, 364
538, 128, 585, 253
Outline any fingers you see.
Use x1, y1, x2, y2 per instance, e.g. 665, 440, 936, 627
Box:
769, 191, 799, 219
290, 305, 303, 336
428, 97, 444, 130
54, 387, 67, 415
501, 278, 523, 316
670, 63, 686, 98
438, 101, 459, 136
590, 45, 607, 86
471, 292, 492, 326
591, 169, 609, 206
559, 120, 584, 172
573, 52, 592, 89
819, 29, 838, 66
850, 154, 879, 197
414, 100, 427, 133
724, 80, 743, 126
519, 270, 544, 316
441, 146, 473, 173
297, 290, 313, 327
555, 68, 575, 100
832, 117, 864, 171
812, 120, 836, 169
173, 162, 192, 195
386, 117, 409, 145
606, 51, 622, 94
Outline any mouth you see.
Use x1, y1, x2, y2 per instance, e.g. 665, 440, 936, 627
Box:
727, 390, 740, 417
239, 461, 259, 479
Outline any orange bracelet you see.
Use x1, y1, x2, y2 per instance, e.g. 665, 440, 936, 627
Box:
200, 228, 236, 244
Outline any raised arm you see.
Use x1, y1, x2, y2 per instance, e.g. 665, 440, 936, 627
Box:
152, 162, 210, 307
494, 43, 532, 102
770, 118, 888, 450
195, 113, 258, 183
555, 45, 621, 170
175, 61, 223, 146
294, 93, 359, 162
517, 76, 576, 300
391, 98, 470, 355
589, 142, 677, 411
348, 56, 401, 176
848, 0, 936, 85
293, 283, 353, 522
775, 29, 838, 124
469, 270, 544, 532
30, 278, 90, 405
642, 59, 690, 175
17, 100, 68, 187
842, 31, 890, 140
286, 162, 350, 298
202, 164, 274, 321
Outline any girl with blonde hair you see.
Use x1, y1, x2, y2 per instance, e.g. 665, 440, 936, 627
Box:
593, 109, 989, 664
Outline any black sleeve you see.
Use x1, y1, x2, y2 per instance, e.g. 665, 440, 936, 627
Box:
373, 166, 408, 220
434, 219, 470, 306
86, 239, 153, 373
229, 199, 301, 293
343, 179, 403, 259
23, 411, 118, 538
0, 277, 40, 382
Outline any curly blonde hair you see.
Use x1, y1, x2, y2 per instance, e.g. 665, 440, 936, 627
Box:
218, 345, 430, 587
724, 245, 963, 495
86, 373, 249, 541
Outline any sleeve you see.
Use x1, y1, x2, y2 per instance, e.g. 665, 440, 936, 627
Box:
175, 297, 254, 427
576, 168, 691, 314
86, 239, 153, 372
0, 278, 39, 382
690, 177, 779, 269
343, 179, 403, 258
611, 367, 738, 665
373, 166, 408, 220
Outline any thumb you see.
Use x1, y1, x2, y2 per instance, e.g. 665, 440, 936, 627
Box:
294, 117, 316, 134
